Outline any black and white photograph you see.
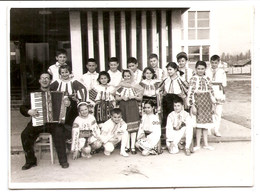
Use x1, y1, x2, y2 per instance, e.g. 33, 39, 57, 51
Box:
2, 0, 259, 191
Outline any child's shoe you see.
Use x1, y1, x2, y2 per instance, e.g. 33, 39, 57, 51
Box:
203, 145, 214, 150
131, 148, 137, 155
184, 148, 191, 156
141, 150, 150, 156
120, 151, 129, 157
169, 147, 179, 154
104, 151, 111, 156
193, 146, 201, 152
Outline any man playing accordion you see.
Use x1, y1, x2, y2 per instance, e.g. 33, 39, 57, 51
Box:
20, 73, 70, 170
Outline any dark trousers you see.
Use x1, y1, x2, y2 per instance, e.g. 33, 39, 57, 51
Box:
21, 122, 68, 165
162, 94, 182, 127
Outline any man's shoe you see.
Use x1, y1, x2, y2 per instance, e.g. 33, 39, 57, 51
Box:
185, 148, 191, 156
61, 162, 69, 169
22, 162, 37, 170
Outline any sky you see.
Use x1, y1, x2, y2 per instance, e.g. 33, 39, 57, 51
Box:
215, 6, 253, 55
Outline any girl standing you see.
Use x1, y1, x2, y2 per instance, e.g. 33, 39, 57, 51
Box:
139, 67, 161, 114
115, 69, 144, 154
94, 71, 116, 126
136, 100, 161, 156
187, 61, 216, 151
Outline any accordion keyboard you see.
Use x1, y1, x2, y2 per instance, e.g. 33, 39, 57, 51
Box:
31, 92, 44, 127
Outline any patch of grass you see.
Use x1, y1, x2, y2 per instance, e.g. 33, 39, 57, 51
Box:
222, 79, 251, 128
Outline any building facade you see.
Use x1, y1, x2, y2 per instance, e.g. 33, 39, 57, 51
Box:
10, 8, 217, 104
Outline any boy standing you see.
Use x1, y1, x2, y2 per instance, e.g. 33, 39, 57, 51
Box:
166, 98, 193, 156
98, 108, 129, 157
127, 57, 142, 84
107, 57, 122, 88
148, 53, 165, 81
176, 52, 194, 86
48, 49, 68, 82
81, 58, 99, 105
206, 55, 227, 137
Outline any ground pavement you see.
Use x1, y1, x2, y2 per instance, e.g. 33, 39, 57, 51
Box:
8, 109, 253, 189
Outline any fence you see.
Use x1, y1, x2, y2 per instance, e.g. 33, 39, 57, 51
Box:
228, 65, 251, 74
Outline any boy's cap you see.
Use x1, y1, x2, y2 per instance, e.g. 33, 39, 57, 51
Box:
176, 52, 188, 60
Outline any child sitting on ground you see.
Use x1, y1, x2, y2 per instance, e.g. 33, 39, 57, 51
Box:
166, 97, 193, 156
136, 100, 161, 156
98, 108, 129, 157
71, 102, 102, 160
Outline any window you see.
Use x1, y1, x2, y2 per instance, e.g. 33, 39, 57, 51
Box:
188, 45, 210, 62
188, 11, 210, 40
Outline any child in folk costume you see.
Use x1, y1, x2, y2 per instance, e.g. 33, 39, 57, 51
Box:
206, 55, 227, 137
159, 62, 188, 128
187, 61, 216, 151
139, 67, 161, 114
71, 102, 102, 160
94, 71, 116, 125
50, 65, 88, 141
166, 97, 193, 156
127, 57, 143, 84
136, 100, 161, 156
97, 108, 129, 157
115, 69, 144, 154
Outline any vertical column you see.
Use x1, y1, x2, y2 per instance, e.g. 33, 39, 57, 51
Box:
169, 9, 182, 62
69, 11, 83, 78
182, 11, 188, 54
141, 11, 147, 69
130, 10, 137, 58
120, 11, 127, 69
160, 10, 167, 69
98, 11, 105, 71
109, 11, 116, 57
151, 10, 158, 54
87, 11, 94, 58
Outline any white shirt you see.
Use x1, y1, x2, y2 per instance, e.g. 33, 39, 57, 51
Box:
162, 76, 183, 95
133, 69, 143, 84
48, 62, 62, 82
153, 67, 165, 81
179, 67, 194, 84
166, 110, 191, 139
206, 68, 227, 87
108, 70, 122, 88
95, 84, 116, 102
81, 71, 99, 90
140, 79, 160, 97
99, 119, 127, 143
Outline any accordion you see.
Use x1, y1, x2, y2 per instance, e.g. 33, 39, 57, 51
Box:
30, 91, 67, 127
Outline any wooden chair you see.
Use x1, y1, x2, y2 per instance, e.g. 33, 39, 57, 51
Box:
35, 133, 55, 164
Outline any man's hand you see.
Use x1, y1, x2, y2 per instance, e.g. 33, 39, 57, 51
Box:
28, 109, 39, 118
64, 97, 71, 107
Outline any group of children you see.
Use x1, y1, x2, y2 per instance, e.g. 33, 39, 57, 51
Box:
47, 49, 227, 159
